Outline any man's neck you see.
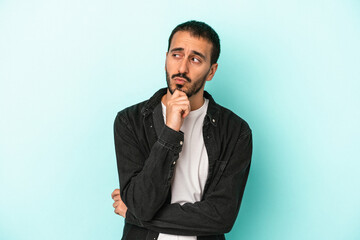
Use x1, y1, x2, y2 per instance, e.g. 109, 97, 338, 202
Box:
161, 89, 205, 111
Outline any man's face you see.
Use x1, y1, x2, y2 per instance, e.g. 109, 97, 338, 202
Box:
165, 31, 217, 98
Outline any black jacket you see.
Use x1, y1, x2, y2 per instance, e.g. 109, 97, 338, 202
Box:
114, 88, 253, 240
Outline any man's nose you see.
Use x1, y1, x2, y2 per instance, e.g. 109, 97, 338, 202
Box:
178, 58, 189, 74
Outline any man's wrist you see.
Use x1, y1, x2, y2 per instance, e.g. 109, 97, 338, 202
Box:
165, 122, 181, 132
158, 125, 184, 153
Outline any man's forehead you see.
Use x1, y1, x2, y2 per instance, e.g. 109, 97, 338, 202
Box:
169, 31, 212, 55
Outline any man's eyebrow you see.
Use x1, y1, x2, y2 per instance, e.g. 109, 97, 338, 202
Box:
170, 47, 184, 52
192, 50, 206, 61
170, 48, 207, 61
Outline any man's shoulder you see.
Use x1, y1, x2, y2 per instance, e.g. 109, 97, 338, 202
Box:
116, 88, 166, 121
117, 99, 148, 118
114, 99, 151, 132
216, 103, 252, 137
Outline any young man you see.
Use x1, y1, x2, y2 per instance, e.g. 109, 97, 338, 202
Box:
111, 20, 253, 240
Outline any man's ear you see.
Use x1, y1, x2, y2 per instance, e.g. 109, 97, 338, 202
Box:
206, 63, 218, 81
165, 52, 168, 71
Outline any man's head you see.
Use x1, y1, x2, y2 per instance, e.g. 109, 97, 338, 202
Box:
165, 20, 220, 98
168, 20, 221, 65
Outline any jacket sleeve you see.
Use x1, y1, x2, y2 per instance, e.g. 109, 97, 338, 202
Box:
114, 112, 184, 221
125, 130, 253, 236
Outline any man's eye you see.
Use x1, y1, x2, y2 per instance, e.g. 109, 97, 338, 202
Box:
173, 54, 180, 58
192, 57, 200, 63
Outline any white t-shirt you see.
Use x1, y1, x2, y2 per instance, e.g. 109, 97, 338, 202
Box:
158, 98, 209, 240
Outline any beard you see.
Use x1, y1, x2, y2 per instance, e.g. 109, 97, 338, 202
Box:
165, 69, 208, 98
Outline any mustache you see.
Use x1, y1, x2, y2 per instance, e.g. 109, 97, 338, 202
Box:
171, 73, 192, 83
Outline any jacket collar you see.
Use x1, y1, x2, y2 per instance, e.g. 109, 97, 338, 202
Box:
141, 88, 220, 127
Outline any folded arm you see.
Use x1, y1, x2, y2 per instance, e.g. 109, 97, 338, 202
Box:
123, 131, 253, 236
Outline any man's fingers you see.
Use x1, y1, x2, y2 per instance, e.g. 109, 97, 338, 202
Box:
168, 95, 188, 102
169, 101, 191, 108
113, 201, 119, 208
170, 92, 188, 103
171, 102, 191, 114
114, 208, 119, 215
111, 188, 120, 199
111, 188, 120, 198
113, 195, 120, 201
182, 107, 191, 118
172, 89, 186, 97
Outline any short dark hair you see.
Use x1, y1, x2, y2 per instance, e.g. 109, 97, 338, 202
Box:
168, 20, 220, 65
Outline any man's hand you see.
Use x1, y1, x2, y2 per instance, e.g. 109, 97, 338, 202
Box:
165, 90, 191, 131
111, 188, 128, 218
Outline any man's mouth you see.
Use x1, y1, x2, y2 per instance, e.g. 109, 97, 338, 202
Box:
171, 73, 191, 83
174, 77, 187, 84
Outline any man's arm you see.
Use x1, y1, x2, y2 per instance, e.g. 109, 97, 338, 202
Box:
114, 90, 191, 222
114, 111, 183, 221
113, 131, 253, 236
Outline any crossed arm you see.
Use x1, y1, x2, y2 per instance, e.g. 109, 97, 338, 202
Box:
112, 111, 253, 236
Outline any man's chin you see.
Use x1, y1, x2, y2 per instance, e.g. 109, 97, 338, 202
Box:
168, 85, 187, 94
175, 86, 187, 93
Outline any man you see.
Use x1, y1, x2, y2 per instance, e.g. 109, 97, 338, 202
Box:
111, 20, 253, 240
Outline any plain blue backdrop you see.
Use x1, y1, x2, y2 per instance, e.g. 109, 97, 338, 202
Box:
1, 0, 359, 239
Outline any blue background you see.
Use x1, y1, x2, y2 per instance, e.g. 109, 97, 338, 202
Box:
1, 0, 359, 239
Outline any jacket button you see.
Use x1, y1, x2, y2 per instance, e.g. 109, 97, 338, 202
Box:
173, 161, 176, 165
212, 119, 216, 123
180, 141, 183, 145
